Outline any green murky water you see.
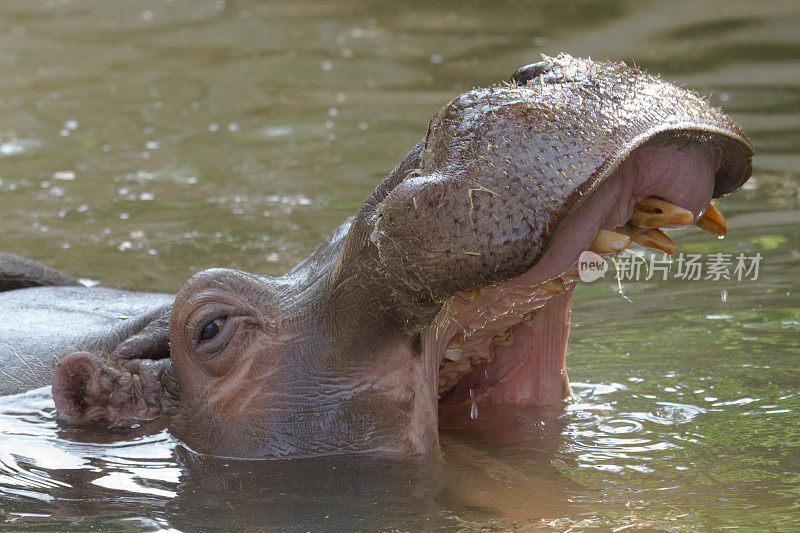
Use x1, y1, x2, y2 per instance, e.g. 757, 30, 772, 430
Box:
1, 0, 798, 530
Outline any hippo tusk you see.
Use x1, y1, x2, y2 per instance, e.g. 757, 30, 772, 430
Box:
630, 197, 695, 228
589, 229, 631, 254
695, 203, 727, 236
631, 228, 678, 255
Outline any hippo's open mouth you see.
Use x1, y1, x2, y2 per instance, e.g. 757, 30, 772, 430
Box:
424, 136, 741, 409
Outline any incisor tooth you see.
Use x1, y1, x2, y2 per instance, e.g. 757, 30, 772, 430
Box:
630, 197, 694, 228
443, 334, 463, 361
443, 348, 462, 362
541, 278, 566, 294
631, 228, 677, 255
695, 204, 727, 236
589, 229, 631, 254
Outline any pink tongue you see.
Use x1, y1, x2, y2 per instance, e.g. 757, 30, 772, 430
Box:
443, 289, 574, 405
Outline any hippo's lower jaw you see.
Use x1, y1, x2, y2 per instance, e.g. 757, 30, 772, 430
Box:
407, 139, 733, 447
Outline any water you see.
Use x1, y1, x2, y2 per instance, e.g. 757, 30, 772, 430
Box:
1, 0, 799, 530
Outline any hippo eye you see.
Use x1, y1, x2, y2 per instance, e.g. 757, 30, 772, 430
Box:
199, 318, 224, 341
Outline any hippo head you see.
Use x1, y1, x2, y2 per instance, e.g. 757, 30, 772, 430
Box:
55, 55, 753, 458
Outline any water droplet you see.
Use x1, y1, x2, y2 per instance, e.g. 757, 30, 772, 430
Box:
470, 402, 478, 420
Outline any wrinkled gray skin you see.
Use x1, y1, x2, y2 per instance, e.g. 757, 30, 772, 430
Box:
0, 253, 177, 420
1, 55, 753, 459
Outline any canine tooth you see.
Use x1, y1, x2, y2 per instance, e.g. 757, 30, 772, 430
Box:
615, 223, 646, 237
520, 309, 538, 326
541, 278, 566, 294
443, 334, 463, 361
695, 204, 727, 236
492, 328, 514, 346
631, 228, 677, 255
589, 229, 631, 254
630, 197, 694, 228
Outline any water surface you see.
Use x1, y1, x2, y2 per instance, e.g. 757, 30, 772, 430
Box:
1, 0, 798, 530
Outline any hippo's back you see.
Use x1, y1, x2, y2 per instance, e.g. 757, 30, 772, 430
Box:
0, 286, 172, 395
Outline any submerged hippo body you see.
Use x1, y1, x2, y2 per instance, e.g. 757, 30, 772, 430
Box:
3, 55, 753, 458
0, 284, 172, 395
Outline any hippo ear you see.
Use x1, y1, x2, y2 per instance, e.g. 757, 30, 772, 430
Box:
111, 304, 172, 361
508, 60, 552, 85
53, 352, 179, 427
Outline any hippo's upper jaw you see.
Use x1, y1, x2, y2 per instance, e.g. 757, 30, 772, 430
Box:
429, 140, 728, 408
54, 55, 753, 458
357, 54, 751, 454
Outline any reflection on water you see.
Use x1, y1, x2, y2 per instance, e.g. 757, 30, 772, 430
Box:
1, 0, 799, 530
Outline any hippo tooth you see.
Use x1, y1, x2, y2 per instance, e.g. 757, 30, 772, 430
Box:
443, 334, 463, 361
443, 348, 462, 362
631, 228, 678, 255
460, 287, 481, 302
492, 328, 514, 346
630, 197, 694, 228
695, 203, 727, 236
541, 278, 566, 294
589, 229, 631, 254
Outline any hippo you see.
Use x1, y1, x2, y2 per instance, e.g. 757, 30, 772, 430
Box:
0, 54, 752, 458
